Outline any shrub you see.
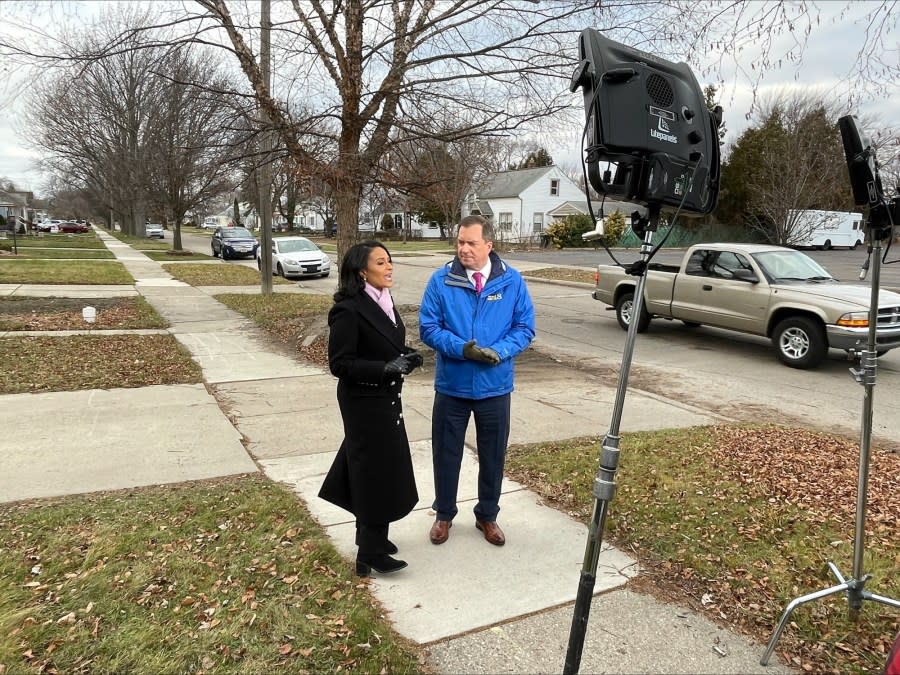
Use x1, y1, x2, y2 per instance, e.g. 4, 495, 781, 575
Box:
546, 214, 594, 248
603, 210, 627, 246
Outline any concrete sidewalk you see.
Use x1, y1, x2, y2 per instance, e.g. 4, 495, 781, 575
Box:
0, 229, 794, 674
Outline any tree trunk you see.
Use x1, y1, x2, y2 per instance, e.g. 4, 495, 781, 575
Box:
334, 180, 361, 264
173, 209, 187, 251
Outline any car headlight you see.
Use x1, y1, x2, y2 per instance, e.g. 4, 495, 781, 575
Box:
837, 312, 869, 328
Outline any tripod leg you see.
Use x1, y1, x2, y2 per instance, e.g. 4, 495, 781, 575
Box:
862, 591, 900, 610
760, 581, 849, 665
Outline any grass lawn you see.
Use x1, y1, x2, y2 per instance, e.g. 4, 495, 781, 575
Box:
1, 234, 105, 249
7, 248, 115, 260
0, 335, 201, 394
143, 250, 215, 262
162, 263, 292, 286
0, 475, 423, 674
505, 425, 900, 675
215, 293, 332, 325
103, 229, 171, 251
0, 260, 134, 285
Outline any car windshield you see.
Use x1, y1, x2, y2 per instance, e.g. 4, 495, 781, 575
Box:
277, 239, 317, 253
222, 228, 254, 239
753, 250, 835, 282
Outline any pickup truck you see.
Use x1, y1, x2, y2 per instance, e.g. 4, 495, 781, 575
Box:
592, 243, 900, 369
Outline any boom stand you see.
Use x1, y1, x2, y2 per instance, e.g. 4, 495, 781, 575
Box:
760, 232, 900, 666
563, 208, 660, 675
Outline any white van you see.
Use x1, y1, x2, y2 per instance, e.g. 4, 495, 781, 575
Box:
790, 209, 865, 250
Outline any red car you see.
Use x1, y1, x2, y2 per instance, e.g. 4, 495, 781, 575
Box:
57, 222, 90, 233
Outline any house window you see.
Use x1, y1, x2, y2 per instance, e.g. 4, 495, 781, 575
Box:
550, 179, 560, 196
498, 212, 513, 231
532, 212, 544, 233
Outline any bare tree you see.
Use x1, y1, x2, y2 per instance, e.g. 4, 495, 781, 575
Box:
387, 135, 500, 239
143, 46, 247, 249
180, 1, 860, 259
720, 91, 855, 244
23, 6, 248, 241
871, 126, 900, 198
5, 1, 897, 259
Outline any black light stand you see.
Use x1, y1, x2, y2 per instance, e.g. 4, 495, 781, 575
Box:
760, 226, 900, 666
563, 206, 660, 675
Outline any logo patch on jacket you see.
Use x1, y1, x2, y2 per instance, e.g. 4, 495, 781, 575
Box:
486, 292, 502, 301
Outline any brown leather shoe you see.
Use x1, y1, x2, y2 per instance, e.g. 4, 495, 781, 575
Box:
429, 519, 451, 545
475, 519, 506, 546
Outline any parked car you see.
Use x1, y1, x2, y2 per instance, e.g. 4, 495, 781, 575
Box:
145, 223, 164, 239
37, 220, 61, 233
202, 216, 228, 230
211, 226, 258, 260
58, 221, 90, 233
257, 236, 331, 279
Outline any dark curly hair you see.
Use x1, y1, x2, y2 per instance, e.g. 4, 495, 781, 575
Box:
334, 240, 392, 302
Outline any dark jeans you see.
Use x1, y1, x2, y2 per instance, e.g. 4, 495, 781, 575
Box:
431, 392, 511, 523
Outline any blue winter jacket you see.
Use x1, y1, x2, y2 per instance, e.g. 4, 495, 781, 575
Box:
419, 251, 535, 399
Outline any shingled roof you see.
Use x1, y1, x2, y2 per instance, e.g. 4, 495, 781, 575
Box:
473, 166, 556, 198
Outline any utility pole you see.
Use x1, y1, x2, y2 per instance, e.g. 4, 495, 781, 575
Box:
258, 0, 274, 294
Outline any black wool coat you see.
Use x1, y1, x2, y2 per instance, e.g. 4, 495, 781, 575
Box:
318, 292, 419, 524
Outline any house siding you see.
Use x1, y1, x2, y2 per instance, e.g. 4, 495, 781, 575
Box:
462, 166, 587, 242
518, 167, 586, 238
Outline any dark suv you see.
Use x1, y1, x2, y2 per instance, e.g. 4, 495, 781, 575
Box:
211, 226, 259, 260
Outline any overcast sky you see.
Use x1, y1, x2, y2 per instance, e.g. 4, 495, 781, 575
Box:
0, 1, 896, 196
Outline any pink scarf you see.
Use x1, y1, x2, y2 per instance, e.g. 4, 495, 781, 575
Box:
364, 282, 396, 323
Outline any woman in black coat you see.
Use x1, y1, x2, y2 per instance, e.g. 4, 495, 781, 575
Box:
318, 241, 423, 576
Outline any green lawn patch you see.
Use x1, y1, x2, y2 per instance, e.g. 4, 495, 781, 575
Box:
143, 250, 215, 262
0, 260, 133, 285
216, 293, 331, 331
0, 335, 201, 393
505, 424, 900, 674
0, 475, 422, 674
104, 230, 171, 250
3, 234, 105, 249
162, 263, 291, 286
11, 248, 115, 260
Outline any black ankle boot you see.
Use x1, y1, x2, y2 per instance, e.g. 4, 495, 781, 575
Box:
355, 553, 408, 576
385, 539, 398, 555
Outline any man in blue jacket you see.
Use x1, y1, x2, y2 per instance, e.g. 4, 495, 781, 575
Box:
419, 215, 536, 546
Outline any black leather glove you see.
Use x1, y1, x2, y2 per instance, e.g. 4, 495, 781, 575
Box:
384, 354, 416, 376
463, 340, 501, 365
404, 349, 424, 371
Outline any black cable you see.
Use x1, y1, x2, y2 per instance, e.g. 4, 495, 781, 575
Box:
578, 80, 625, 268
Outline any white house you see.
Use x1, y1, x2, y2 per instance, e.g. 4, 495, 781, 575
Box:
461, 166, 587, 242
548, 198, 648, 233
0, 189, 35, 233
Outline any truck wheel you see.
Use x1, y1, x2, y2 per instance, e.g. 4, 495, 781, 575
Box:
852, 240, 862, 250
773, 316, 826, 369
823, 239, 832, 251
615, 291, 650, 332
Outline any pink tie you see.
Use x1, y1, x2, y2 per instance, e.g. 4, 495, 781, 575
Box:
473, 272, 484, 294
